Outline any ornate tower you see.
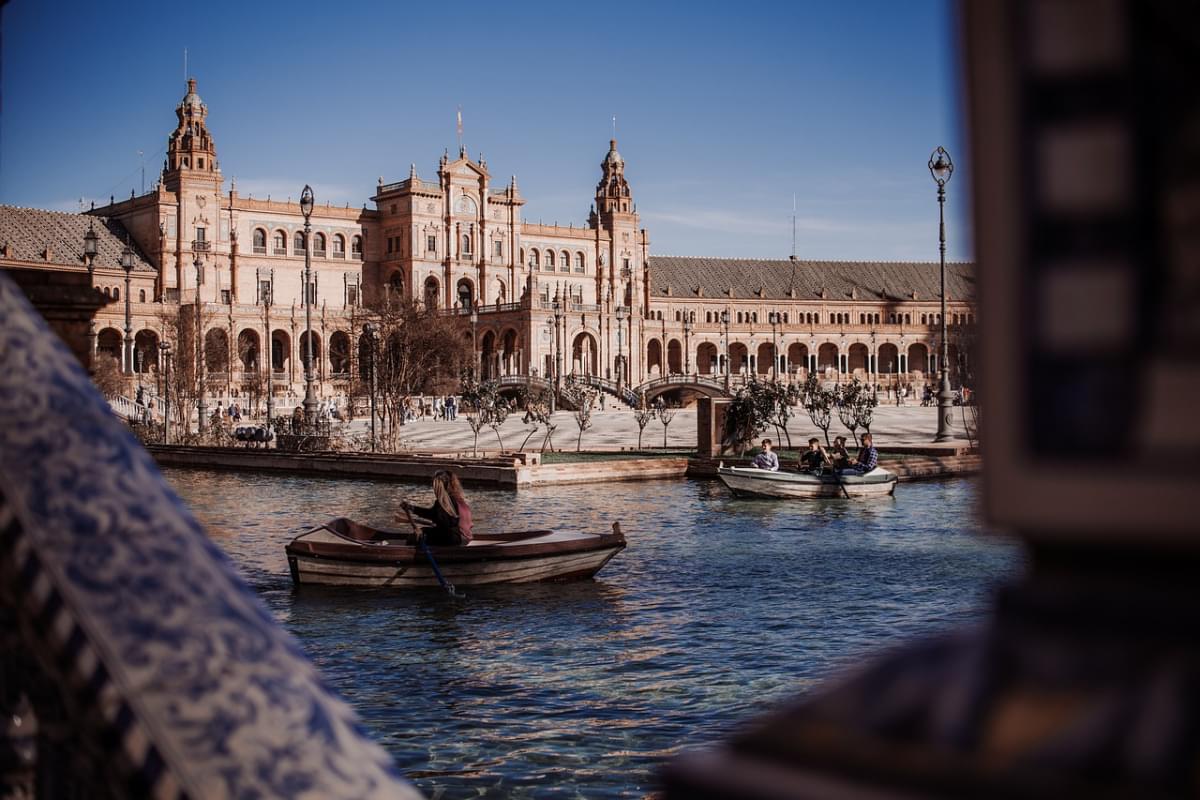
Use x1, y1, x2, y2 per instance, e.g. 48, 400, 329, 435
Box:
162, 78, 221, 192
595, 139, 632, 218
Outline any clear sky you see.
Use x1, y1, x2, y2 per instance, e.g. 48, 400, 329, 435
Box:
0, 0, 969, 262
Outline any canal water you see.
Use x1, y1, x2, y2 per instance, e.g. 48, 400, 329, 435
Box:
164, 469, 1020, 799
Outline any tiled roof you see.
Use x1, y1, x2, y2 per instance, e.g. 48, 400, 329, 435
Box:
0, 205, 155, 273
647, 256, 974, 303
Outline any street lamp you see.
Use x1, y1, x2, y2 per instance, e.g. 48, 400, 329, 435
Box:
364, 322, 378, 452
770, 312, 780, 382
83, 222, 99, 364
194, 253, 207, 434
721, 308, 731, 392
552, 293, 564, 403
260, 268, 274, 430
683, 314, 694, 375
928, 146, 954, 442
121, 241, 135, 375
615, 303, 627, 393
160, 340, 172, 444
470, 305, 479, 379
544, 316, 557, 413
300, 184, 317, 429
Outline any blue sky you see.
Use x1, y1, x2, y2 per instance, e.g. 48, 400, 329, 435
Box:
0, 0, 969, 261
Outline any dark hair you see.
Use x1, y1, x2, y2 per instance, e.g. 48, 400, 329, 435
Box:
808, 437, 820, 445
761, 439, 772, 446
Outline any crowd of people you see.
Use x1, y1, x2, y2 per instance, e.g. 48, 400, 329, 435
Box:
751, 434, 879, 476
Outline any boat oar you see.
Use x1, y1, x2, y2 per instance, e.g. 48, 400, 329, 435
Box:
403, 506, 464, 598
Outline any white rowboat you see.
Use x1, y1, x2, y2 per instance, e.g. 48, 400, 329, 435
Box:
716, 464, 898, 499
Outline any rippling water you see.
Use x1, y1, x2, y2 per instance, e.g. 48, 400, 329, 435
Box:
163, 468, 1020, 799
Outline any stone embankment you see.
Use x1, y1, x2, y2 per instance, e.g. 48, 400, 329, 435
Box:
147, 445, 979, 489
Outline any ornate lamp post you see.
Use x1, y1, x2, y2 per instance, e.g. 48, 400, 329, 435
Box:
121, 242, 135, 375
928, 146, 954, 442
364, 322, 378, 452
194, 252, 207, 434
615, 304, 627, 394
544, 316, 557, 413
299, 185, 317, 429
552, 293, 564, 403
83, 222, 99, 364
721, 308, 731, 393
260, 268, 274, 429
683, 315, 694, 375
160, 340, 172, 444
770, 312, 780, 382
470, 305, 479, 379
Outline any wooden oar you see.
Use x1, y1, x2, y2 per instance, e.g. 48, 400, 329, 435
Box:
403, 506, 463, 598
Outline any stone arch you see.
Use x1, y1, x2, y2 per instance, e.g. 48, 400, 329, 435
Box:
423, 276, 440, 310
848, 343, 869, 376
696, 342, 718, 374
388, 270, 404, 297
817, 342, 839, 371
572, 331, 599, 376
501, 328, 519, 375
480, 330, 497, 379
908, 342, 929, 380
204, 328, 229, 374
97, 328, 121, 361
647, 339, 663, 376
456, 277, 474, 310
329, 331, 351, 375
667, 338, 683, 374
787, 342, 808, 377
237, 329, 260, 371
133, 329, 159, 373
877, 342, 900, 378
271, 329, 291, 371
729, 342, 749, 375
494, 279, 507, 306
298, 331, 321, 372
756, 341, 775, 376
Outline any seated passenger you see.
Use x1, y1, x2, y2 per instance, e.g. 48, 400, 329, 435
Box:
399, 469, 473, 546
799, 438, 829, 473
844, 433, 879, 475
828, 436, 851, 470
751, 438, 780, 471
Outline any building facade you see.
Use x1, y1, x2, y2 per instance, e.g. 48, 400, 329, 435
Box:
0, 79, 976, 410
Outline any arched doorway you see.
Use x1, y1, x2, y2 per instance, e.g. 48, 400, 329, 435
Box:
908, 342, 929, 381
696, 342, 718, 374
667, 339, 683, 374
271, 330, 290, 372
848, 343, 869, 376
877, 343, 900, 382
817, 343, 839, 372
729, 342, 749, 376
423, 276, 440, 311
97, 328, 122, 361
647, 339, 663, 377
456, 278, 474, 310
329, 331, 351, 375
133, 329, 159, 374
298, 331, 322, 373
204, 328, 229, 374
787, 343, 808, 379
238, 329, 260, 372
501, 329, 518, 376
480, 330, 496, 379
756, 342, 775, 376
573, 332, 598, 376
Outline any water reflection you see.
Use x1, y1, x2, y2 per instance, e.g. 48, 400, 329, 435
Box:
165, 468, 1019, 799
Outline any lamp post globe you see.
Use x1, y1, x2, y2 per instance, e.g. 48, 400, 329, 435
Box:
928, 146, 955, 442
300, 184, 317, 429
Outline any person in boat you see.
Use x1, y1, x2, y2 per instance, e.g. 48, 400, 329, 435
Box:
400, 469, 474, 546
844, 433, 880, 475
751, 439, 780, 471
829, 436, 851, 470
798, 438, 830, 473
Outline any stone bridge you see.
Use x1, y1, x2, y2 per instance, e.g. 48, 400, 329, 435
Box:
494, 373, 734, 407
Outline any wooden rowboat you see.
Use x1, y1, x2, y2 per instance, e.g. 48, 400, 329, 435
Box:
285, 517, 626, 588
717, 464, 898, 499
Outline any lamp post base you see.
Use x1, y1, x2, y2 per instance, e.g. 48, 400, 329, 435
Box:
934, 379, 956, 442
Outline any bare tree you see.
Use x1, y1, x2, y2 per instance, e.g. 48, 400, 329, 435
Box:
802, 374, 835, 447
654, 397, 678, 448
91, 353, 126, 399
561, 380, 597, 452
633, 391, 655, 450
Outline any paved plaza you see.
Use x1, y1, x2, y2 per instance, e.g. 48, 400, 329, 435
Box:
331, 403, 973, 454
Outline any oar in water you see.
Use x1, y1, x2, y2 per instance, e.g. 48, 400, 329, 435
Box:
403, 506, 464, 598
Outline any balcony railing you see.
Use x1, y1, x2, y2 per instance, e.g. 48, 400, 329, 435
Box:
252, 246, 267, 254
313, 250, 326, 258
333, 250, 345, 259
352, 251, 362, 260
191, 240, 211, 253
273, 247, 287, 256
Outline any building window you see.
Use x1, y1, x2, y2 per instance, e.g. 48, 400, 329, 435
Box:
139, 289, 146, 303
294, 231, 306, 253
253, 228, 267, 254
561, 251, 570, 272
494, 240, 503, 258
575, 252, 585, 272
462, 233, 472, 255
426, 235, 436, 254
273, 231, 287, 255
352, 235, 363, 259
259, 280, 272, 304
220, 289, 231, 304
387, 237, 393, 254
547, 250, 555, 269
314, 233, 326, 257
113, 287, 120, 301
530, 250, 540, 269
347, 285, 359, 306
333, 234, 345, 258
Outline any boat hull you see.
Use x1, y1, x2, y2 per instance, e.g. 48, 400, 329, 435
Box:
717, 466, 897, 499
285, 519, 625, 588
